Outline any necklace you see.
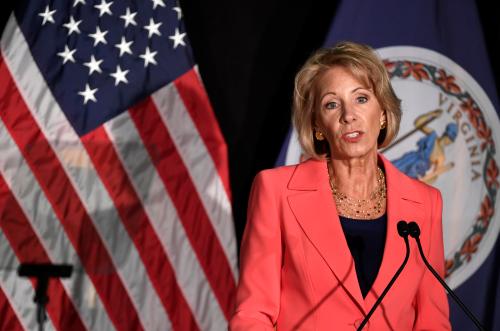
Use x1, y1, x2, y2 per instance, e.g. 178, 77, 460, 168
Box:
327, 161, 387, 220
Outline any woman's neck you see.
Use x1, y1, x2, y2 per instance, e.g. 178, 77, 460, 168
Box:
329, 154, 380, 199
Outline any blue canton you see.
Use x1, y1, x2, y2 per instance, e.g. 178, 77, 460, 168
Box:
15, 0, 194, 135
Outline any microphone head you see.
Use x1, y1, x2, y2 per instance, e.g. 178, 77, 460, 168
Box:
397, 220, 409, 237
408, 222, 421, 238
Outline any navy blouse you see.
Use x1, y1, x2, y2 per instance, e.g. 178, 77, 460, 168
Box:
339, 214, 387, 298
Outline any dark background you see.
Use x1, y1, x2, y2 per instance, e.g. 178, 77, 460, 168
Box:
1, 1, 499, 244
179, 1, 341, 241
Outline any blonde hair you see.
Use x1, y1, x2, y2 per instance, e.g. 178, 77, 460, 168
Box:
293, 41, 401, 159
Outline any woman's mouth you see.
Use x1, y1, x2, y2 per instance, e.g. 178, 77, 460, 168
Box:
341, 131, 364, 142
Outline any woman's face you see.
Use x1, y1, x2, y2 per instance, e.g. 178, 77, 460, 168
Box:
315, 66, 385, 160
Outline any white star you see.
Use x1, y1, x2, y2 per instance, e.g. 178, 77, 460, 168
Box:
94, 0, 113, 17
151, 0, 166, 9
139, 47, 158, 67
115, 37, 133, 57
88, 26, 108, 46
73, 0, 86, 7
63, 16, 82, 35
110, 65, 129, 86
83, 55, 103, 75
57, 45, 76, 64
78, 84, 98, 104
172, 6, 182, 19
143, 18, 162, 38
38, 5, 56, 26
169, 28, 186, 49
120, 7, 137, 28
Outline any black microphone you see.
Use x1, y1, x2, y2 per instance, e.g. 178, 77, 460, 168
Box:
356, 221, 410, 331
407, 222, 486, 331
18, 263, 73, 331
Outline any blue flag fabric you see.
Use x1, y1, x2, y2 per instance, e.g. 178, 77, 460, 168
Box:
279, 1, 500, 329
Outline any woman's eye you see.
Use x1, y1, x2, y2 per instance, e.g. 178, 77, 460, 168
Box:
325, 101, 338, 109
357, 96, 368, 103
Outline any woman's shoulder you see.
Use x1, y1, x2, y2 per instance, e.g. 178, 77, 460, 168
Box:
253, 157, 325, 188
253, 162, 299, 185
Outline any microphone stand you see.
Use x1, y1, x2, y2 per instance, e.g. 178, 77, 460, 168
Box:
17, 263, 73, 331
356, 221, 411, 331
408, 222, 486, 331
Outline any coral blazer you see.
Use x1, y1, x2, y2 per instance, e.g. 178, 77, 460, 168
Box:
230, 155, 451, 330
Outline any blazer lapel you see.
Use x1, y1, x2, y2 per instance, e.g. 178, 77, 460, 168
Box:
287, 159, 366, 311
367, 155, 425, 306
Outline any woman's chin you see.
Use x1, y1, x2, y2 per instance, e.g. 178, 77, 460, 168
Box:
332, 146, 378, 160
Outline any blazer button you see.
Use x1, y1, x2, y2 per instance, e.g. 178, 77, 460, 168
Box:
353, 318, 369, 329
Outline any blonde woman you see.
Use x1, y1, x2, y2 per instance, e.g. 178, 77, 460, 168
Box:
230, 41, 451, 330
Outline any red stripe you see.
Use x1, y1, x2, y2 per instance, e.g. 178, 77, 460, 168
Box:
82, 127, 200, 331
0, 175, 87, 331
174, 69, 232, 200
0, 285, 24, 331
129, 98, 236, 319
0, 57, 143, 331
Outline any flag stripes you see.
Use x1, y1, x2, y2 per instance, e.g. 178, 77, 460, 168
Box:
0, 285, 23, 331
173, 70, 232, 199
0, 119, 116, 331
0, 174, 87, 331
154, 74, 238, 280
129, 97, 236, 319
81, 126, 199, 331
103, 111, 228, 330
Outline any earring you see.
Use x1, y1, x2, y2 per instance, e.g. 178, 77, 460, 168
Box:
380, 112, 387, 129
315, 130, 325, 141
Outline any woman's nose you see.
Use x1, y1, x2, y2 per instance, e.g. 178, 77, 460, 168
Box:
340, 104, 356, 123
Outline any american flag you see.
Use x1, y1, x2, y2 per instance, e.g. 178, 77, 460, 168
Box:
0, 0, 237, 330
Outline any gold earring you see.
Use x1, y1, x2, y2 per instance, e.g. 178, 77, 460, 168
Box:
315, 130, 325, 141
380, 120, 386, 129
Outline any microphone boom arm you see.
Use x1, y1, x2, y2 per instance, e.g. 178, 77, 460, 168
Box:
357, 222, 411, 331
408, 222, 486, 331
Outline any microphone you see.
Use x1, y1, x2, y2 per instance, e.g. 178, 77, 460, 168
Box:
18, 263, 73, 331
407, 222, 486, 331
356, 221, 410, 331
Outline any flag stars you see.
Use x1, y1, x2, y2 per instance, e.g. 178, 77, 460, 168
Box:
83, 55, 103, 75
94, 0, 113, 17
63, 16, 82, 36
57, 45, 76, 64
169, 28, 186, 49
172, 6, 182, 20
89, 26, 108, 46
139, 47, 158, 67
151, 0, 166, 9
115, 37, 133, 56
39, 5, 56, 26
78, 84, 98, 104
73, 0, 86, 7
143, 18, 162, 38
120, 7, 137, 28
110, 65, 129, 86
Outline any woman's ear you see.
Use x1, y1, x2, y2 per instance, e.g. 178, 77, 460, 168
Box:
380, 111, 387, 129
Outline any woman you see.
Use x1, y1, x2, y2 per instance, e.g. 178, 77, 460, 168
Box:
230, 41, 451, 330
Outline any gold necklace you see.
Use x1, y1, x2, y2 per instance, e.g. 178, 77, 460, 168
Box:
327, 161, 387, 220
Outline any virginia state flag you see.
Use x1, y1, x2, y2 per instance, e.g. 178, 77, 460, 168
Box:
278, 0, 500, 329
